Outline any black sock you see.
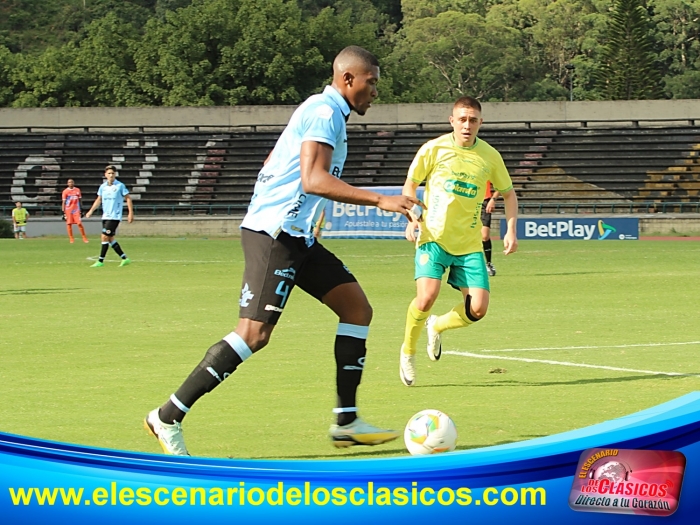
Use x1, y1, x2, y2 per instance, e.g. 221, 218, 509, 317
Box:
110, 241, 126, 259
483, 239, 492, 264
159, 340, 244, 424
99, 242, 109, 262
334, 335, 367, 426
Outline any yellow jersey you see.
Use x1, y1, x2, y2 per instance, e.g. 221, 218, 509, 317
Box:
408, 133, 512, 255
12, 207, 29, 226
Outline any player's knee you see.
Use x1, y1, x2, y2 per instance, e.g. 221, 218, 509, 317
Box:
415, 296, 436, 312
245, 331, 271, 352
352, 302, 373, 326
465, 294, 488, 321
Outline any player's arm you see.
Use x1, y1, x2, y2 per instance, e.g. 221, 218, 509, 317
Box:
501, 188, 518, 255
85, 196, 102, 218
125, 194, 134, 223
486, 190, 500, 213
402, 178, 422, 242
300, 141, 422, 219
313, 209, 325, 239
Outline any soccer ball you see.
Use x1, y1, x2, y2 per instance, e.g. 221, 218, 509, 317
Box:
404, 409, 458, 455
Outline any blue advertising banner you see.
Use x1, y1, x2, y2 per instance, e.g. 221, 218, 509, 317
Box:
320, 186, 424, 239
2, 393, 700, 524
503, 218, 639, 241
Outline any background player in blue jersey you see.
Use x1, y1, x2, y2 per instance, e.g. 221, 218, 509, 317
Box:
146, 46, 423, 456
85, 165, 133, 267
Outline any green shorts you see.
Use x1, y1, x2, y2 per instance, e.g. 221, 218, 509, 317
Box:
414, 242, 490, 291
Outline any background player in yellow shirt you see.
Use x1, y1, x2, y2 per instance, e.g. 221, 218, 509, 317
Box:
399, 96, 518, 386
11, 201, 29, 240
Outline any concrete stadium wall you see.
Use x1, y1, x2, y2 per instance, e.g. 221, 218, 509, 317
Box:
17, 215, 700, 239
2, 99, 700, 130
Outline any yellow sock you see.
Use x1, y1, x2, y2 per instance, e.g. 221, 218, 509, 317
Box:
403, 299, 430, 355
433, 303, 472, 333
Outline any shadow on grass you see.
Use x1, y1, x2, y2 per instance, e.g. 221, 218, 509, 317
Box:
532, 271, 621, 276
243, 439, 536, 460
0, 288, 81, 295
416, 374, 690, 388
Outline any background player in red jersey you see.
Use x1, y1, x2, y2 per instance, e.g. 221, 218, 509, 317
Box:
62, 179, 89, 244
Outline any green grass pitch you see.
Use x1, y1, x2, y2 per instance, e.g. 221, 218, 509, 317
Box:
1, 237, 699, 459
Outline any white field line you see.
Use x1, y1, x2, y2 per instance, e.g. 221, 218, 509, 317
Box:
479, 341, 700, 353
444, 350, 700, 377
85, 256, 227, 263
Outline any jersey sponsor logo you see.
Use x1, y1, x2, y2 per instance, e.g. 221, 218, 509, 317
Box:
343, 357, 365, 371
286, 194, 307, 218
274, 267, 296, 280
443, 179, 479, 198
239, 283, 255, 307
264, 305, 284, 312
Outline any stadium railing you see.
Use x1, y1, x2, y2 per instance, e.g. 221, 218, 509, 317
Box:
3, 202, 699, 219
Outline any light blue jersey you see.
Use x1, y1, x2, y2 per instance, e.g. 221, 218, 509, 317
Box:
97, 180, 129, 220
241, 85, 350, 245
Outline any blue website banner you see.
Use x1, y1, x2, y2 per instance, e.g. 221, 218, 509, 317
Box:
504, 218, 639, 241
2, 393, 700, 523
321, 186, 424, 239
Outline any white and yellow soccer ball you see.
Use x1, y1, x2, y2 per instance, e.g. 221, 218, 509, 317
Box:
404, 409, 458, 455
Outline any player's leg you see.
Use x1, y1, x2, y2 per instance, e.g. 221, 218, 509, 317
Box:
406, 243, 448, 366
66, 223, 74, 243
429, 253, 490, 349
105, 221, 130, 265
481, 205, 496, 276
14, 225, 19, 240
75, 216, 88, 242
146, 229, 300, 455
296, 243, 398, 447
92, 221, 113, 266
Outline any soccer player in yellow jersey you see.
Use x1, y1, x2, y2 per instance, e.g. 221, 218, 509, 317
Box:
399, 96, 518, 386
12, 201, 29, 240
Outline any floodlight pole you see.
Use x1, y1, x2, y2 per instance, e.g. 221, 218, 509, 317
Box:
565, 64, 575, 102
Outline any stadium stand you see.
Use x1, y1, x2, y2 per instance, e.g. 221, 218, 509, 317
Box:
1, 123, 699, 216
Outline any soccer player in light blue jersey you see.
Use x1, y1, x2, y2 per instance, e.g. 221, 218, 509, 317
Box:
146, 46, 423, 456
85, 165, 134, 267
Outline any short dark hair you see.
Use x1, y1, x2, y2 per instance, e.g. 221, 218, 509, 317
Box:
336, 45, 380, 69
454, 96, 482, 113
105, 165, 117, 171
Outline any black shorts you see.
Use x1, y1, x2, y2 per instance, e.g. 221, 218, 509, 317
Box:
102, 220, 121, 236
239, 228, 357, 324
480, 199, 492, 229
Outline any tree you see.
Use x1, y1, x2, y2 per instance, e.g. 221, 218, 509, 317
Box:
133, 0, 328, 105
384, 11, 531, 102
649, 0, 700, 98
595, 0, 664, 99
487, 0, 611, 101
0, 46, 19, 106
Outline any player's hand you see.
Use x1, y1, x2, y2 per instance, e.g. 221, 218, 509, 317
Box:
503, 231, 518, 255
85, 211, 92, 218
127, 214, 134, 224
377, 195, 425, 221
61, 213, 66, 221
485, 199, 496, 214
405, 221, 420, 242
